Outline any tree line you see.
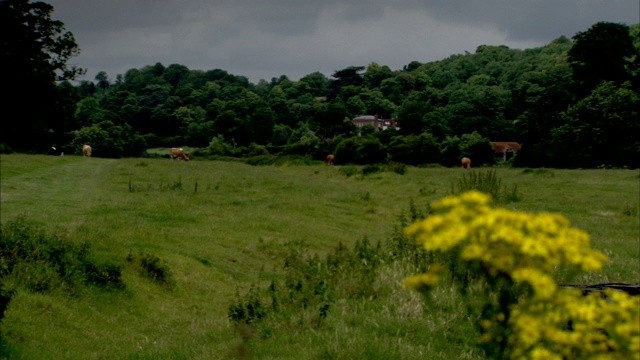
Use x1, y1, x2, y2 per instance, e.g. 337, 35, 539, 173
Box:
2, 0, 639, 168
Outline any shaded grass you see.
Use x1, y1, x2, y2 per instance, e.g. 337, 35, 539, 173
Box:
0, 154, 638, 359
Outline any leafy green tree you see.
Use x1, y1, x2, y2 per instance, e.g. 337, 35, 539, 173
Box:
138, 84, 171, 109
270, 124, 293, 146
374, 128, 399, 147
204, 134, 239, 156
358, 89, 397, 119
396, 100, 434, 136
511, 40, 574, 167
459, 132, 494, 167
249, 105, 275, 144
75, 97, 104, 127
346, 96, 366, 117
568, 22, 636, 96
95, 71, 110, 89
56, 80, 81, 131
1, 0, 85, 151
148, 96, 187, 144
119, 94, 147, 132
268, 86, 296, 126
299, 72, 329, 97
310, 103, 353, 139
334, 136, 386, 165
387, 133, 440, 165
328, 66, 364, 99
121, 66, 166, 92
185, 121, 215, 147
440, 135, 462, 166
285, 122, 322, 156
77, 80, 97, 97
364, 62, 394, 89
213, 110, 248, 146
71, 121, 146, 158
163, 64, 191, 87
443, 75, 511, 138
381, 73, 416, 104
551, 81, 639, 168
359, 124, 376, 137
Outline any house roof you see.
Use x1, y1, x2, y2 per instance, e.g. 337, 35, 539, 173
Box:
353, 115, 377, 121
490, 142, 521, 153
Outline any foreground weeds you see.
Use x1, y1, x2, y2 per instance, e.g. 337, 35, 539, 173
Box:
227, 201, 482, 359
452, 169, 519, 202
0, 217, 124, 294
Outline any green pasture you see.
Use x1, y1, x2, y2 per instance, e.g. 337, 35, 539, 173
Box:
0, 154, 638, 359
146, 147, 198, 157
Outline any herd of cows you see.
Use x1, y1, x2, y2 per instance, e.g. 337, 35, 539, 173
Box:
61, 145, 473, 168
73, 145, 189, 161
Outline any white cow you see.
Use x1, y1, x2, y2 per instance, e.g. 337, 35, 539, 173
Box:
82, 144, 92, 157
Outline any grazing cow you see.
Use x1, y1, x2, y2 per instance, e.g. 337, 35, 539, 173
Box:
461, 157, 471, 169
171, 147, 189, 161
82, 144, 92, 157
326, 154, 335, 165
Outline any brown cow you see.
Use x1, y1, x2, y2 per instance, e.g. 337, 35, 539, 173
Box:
82, 144, 92, 157
171, 147, 189, 161
326, 154, 335, 165
461, 157, 471, 169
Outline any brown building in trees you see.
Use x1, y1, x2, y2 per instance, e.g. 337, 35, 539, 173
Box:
490, 142, 521, 161
352, 115, 398, 131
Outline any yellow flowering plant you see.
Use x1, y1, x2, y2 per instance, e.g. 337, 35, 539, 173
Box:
404, 191, 639, 359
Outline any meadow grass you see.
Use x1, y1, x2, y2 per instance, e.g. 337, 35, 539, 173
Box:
0, 154, 638, 359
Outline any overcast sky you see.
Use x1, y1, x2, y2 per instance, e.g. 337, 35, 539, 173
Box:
46, 0, 639, 84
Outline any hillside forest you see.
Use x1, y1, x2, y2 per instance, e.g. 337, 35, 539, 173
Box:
1, 0, 639, 168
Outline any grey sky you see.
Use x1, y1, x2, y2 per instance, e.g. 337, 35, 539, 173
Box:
46, 0, 639, 84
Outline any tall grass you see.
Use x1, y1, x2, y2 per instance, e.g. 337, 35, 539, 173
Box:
0, 154, 638, 359
452, 169, 520, 202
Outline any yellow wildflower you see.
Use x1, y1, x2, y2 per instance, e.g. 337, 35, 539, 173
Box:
403, 191, 640, 359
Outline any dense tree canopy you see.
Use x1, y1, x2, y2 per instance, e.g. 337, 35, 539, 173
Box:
1, 2, 638, 167
569, 22, 637, 97
1, 0, 85, 151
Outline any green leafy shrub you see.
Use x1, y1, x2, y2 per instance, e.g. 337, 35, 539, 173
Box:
84, 263, 125, 287
227, 237, 388, 334
0, 282, 14, 333
334, 136, 386, 165
338, 166, 361, 177
0, 217, 124, 293
69, 120, 147, 158
521, 168, 555, 177
244, 155, 276, 166
452, 169, 519, 202
0, 143, 13, 154
128, 251, 173, 285
228, 286, 267, 324
388, 133, 441, 166
459, 132, 495, 167
385, 161, 407, 175
386, 199, 432, 273
206, 135, 241, 157
362, 164, 383, 175
243, 154, 315, 166
453, 169, 502, 198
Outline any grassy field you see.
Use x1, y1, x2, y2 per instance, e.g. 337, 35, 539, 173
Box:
0, 154, 638, 359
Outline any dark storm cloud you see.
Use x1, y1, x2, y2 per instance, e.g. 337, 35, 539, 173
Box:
45, 0, 639, 83
414, 0, 638, 41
